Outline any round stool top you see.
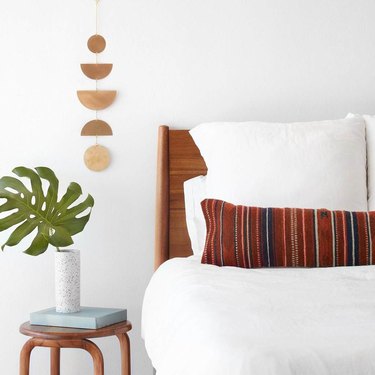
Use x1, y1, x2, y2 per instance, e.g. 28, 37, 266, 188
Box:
20, 320, 132, 340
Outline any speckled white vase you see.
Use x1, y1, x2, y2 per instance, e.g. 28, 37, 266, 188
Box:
55, 249, 80, 313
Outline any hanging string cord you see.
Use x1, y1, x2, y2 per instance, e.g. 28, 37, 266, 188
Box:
95, 0, 100, 65
95, 0, 99, 86
95, 1, 100, 127
96, 0, 100, 35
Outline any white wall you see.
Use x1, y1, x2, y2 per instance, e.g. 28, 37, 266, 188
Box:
1, 0, 375, 373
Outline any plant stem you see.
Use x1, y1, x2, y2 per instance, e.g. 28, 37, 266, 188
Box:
56, 247, 61, 252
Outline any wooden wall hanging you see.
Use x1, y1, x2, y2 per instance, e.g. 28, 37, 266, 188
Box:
78, 0, 115, 172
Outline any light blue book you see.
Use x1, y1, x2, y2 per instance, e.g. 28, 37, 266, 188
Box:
30, 307, 127, 329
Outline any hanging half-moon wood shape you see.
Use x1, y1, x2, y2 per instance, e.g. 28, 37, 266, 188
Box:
81, 120, 113, 136
77, 90, 117, 110
84, 144, 111, 172
87, 34, 106, 53
80, 64, 113, 80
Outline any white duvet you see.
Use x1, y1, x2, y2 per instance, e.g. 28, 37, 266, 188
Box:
142, 257, 375, 375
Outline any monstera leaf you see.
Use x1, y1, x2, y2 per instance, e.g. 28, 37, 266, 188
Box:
0, 167, 94, 255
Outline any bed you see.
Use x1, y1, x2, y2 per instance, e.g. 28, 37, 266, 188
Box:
142, 125, 375, 375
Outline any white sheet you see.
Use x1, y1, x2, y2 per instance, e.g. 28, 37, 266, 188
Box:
142, 257, 375, 375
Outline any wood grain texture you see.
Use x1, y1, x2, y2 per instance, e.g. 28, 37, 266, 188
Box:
50, 347, 60, 375
77, 90, 117, 110
19, 338, 33, 375
82, 340, 104, 375
81, 120, 113, 136
84, 145, 111, 172
81, 64, 113, 80
155, 126, 207, 269
19, 320, 132, 340
20, 338, 105, 375
155, 126, 169, 270
19, 321, 132, 375
87, 35, 106, 53
117, 333, 131, 375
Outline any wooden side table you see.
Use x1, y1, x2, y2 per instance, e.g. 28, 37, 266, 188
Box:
19, 320, 131, 375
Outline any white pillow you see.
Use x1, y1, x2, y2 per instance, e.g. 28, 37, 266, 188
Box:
190, 118, 368, 212
347, 113, 375, 209
183, 175, 207, 255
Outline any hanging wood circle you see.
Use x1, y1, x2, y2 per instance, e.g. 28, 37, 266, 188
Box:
87, 34, 106, 53
84, 145, 111, 172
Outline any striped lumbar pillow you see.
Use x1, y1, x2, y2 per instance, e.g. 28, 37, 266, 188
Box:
201, 199, 375, 268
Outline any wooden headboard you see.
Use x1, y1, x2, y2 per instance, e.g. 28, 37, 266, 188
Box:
155, 126, 207, 269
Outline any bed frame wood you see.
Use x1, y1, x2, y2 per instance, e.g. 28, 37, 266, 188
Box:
155, 126, 207, 269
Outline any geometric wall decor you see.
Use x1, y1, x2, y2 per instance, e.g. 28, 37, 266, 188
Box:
80, 64, 113, 80
81, 120, 113, 136
87, 34, 106, 53
77, 90, 117, 110
78, 0, 115, 172
84, 144, 111, 172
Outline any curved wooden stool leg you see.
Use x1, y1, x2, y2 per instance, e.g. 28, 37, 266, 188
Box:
20, 338, 38, 375
19, 321, 131, 375
117, 333, 131, 375
81, 339, 104, 375
50, 347, 60, 375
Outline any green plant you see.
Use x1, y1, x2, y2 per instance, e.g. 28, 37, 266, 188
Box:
0, 167, 94, 255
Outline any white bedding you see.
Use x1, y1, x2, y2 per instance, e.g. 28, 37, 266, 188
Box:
142, 257, 375, 375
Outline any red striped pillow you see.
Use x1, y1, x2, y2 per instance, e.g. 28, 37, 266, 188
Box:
201, 199, 375, 268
